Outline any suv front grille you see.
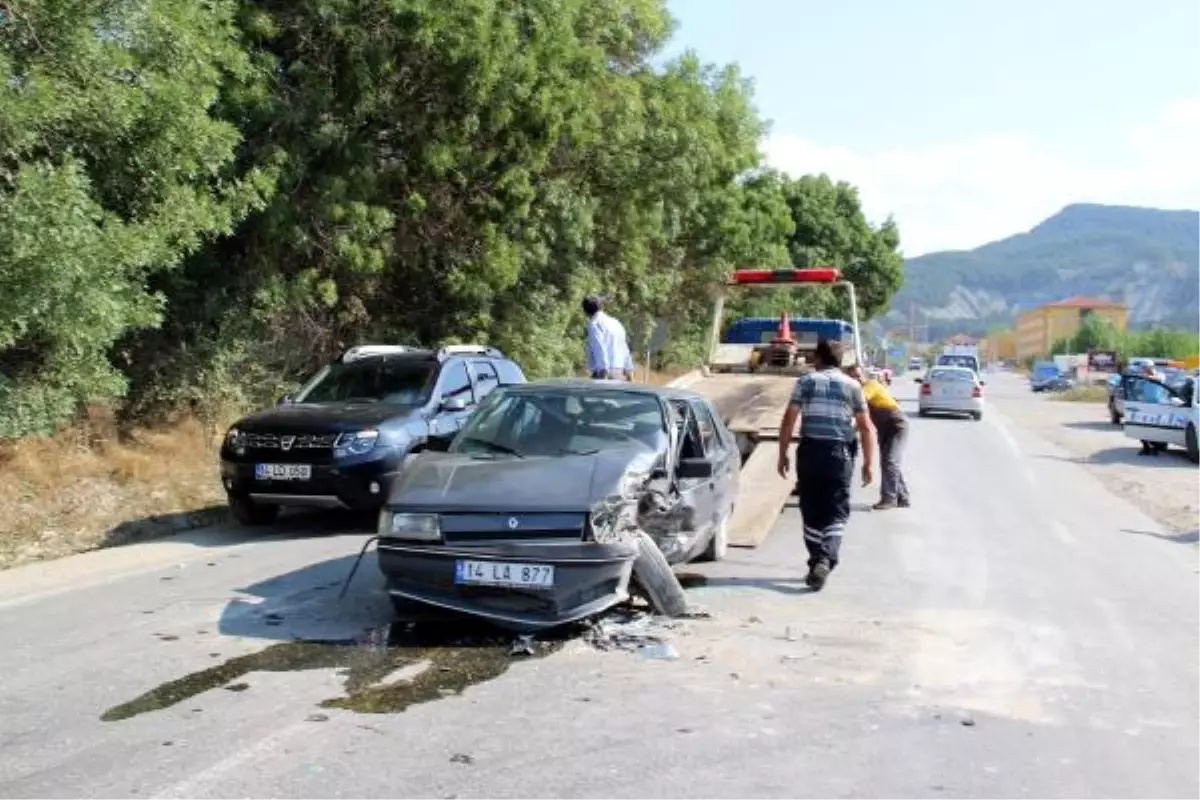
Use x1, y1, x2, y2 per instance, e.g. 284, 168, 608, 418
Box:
244, 432, 337, 450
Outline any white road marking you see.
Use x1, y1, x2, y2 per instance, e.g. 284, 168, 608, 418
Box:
1051, 520, 1077, 546
151, 720, 315, 799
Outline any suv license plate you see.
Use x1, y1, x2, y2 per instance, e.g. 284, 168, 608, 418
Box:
255, 463, 312, 481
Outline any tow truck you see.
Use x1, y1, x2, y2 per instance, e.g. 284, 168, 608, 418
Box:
680, 266, 864, 549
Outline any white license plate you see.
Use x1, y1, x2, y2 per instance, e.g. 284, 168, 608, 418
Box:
454, 560, 555, 589
255, 463, 312, 481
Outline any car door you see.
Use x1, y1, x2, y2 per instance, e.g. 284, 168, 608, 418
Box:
1123, 377, 1188, 447
430, 361, 476, 443
690, 399, 737, 523
668, 399, 713, 537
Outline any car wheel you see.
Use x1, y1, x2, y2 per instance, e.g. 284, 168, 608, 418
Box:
630, 531, 689, 617
1153, 441, 1169, 453
228, 492, 279, 526
698, 512, 730, 562
971, 412, 983, 421
1187, 424, 1199, 464
918, 409, 929, 417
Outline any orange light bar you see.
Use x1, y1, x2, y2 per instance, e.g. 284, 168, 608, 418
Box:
729, 267, 842, 285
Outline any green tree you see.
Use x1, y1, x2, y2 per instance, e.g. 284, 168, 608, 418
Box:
0, 0, 272, 436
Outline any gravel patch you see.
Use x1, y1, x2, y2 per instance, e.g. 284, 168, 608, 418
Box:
989, 376, 1198, 537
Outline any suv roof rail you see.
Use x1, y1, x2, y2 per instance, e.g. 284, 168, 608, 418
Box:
436, 344, 504, 360
339, 345, 419, 363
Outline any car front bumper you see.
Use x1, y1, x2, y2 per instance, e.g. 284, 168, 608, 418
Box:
220, 451, 406, 510
376, 539, 640, 632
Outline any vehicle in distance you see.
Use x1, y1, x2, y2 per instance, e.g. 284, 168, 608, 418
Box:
1030, 361, 1072, 392
374, 379, 740, 632
219, 344, 527, 524
908, 356, 924, 372
1108, 365, 1185, 424
917, 366, 985, 420
936, 345, 981, 375
1122, 373, 1199, 463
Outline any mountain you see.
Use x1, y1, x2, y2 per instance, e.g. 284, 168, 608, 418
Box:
884, 203, 1200, 339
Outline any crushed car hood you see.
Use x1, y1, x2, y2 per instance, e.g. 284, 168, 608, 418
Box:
388, 448, 658, 513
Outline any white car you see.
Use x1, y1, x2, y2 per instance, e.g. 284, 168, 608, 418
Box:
1123, 374, 1199, 463
917, 366, 985, 421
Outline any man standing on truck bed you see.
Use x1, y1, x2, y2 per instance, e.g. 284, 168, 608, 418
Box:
776, 339, 876, 591
582, 294, 635, 380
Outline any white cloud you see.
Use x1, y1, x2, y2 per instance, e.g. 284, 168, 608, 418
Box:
763, 97, 1200, 257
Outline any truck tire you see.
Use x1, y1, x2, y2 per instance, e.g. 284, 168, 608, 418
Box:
228, 492, 280, 526
1187, 424, 1199, 464
630, 531, 689, 618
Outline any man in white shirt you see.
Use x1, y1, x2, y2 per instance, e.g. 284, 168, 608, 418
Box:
582, 295, 635, 380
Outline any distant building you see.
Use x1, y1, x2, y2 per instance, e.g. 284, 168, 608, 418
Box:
1015, 296, 1128, 360
980, 329, 1017, 362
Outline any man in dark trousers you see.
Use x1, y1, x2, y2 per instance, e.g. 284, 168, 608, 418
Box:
776, 339, 876, 591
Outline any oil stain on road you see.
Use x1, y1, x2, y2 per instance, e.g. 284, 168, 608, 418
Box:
101, 622, 565, 722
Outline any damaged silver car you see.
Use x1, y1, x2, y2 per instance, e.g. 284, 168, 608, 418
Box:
374, 379, 740, 632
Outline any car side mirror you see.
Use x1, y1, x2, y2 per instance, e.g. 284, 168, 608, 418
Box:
914, 377, 923, 384
277, 394, 294, 406
677, 457, 714, 480
440, 395, 469, 413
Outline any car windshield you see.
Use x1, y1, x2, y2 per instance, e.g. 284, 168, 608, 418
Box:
451, 388, 667, 457
929, 368, 974, 382
938, 355, 977, 370
296, 359, 436, 405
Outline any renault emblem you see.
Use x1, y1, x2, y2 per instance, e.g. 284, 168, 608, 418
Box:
281, 435, 295, 451
507, 517, 519, 530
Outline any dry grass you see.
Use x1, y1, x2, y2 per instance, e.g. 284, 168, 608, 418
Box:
0, 410, 230, 570
1052, 385, 1110, 403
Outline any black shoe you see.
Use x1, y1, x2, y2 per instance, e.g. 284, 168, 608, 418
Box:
897, 497, 911, 508
805, 560, 831, 591
873, 500, 897, 510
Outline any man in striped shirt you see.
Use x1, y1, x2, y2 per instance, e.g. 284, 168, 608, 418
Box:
776, 339, 876, 591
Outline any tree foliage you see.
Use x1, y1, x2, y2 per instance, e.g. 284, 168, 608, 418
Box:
0, 0, 273, 436
1, 0, 908, 437
1053, 315, 1199, 363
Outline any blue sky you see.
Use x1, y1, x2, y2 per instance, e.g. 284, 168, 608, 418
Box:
664, 0, 1200, 255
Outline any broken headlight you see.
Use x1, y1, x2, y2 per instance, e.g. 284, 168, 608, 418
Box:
379, 511, 441, 542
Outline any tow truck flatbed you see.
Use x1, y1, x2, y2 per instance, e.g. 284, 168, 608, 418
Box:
674, 266, 865, 550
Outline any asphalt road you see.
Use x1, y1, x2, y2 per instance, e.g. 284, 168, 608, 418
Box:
0, 373, 1196, 799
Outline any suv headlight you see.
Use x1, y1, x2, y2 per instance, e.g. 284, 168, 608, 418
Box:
335, 429, 379, 457
225, 427, 246, 455
379, 511, 441, 541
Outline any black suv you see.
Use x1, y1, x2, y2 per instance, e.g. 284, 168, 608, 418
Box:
219, 345, 527, 524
